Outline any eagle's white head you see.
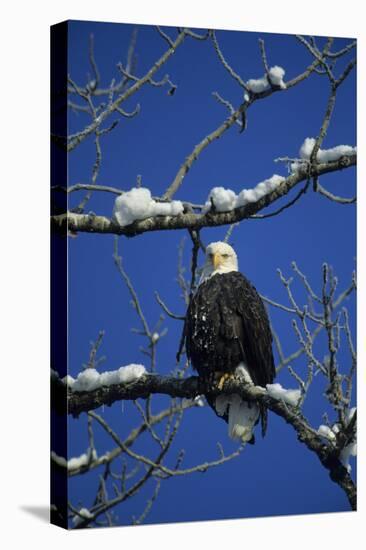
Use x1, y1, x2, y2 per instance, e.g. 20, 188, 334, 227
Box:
199, 241, 238, 284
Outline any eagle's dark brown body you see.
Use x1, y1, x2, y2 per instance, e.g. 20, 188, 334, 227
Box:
185, 271, 275, 436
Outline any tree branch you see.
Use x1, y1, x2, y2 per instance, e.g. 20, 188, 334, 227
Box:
52, 154, 356, 237
56, 372, 355, 509
67, 30, 187, 152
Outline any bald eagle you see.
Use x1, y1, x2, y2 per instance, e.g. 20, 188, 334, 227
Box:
185, 241, 275, 444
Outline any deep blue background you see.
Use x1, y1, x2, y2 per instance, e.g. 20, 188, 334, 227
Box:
64, 21, 356, 527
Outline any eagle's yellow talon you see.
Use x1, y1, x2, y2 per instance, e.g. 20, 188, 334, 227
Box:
217, 372, 233, 390
217, 374, 226, 390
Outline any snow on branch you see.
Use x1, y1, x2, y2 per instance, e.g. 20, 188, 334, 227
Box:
335, 408, 357, 473
300, 138, 356, 163
52, 154, 356, 237
318, 424, 337, 442
246, 65, 287, 93
203, 175, 285, 213
112, 188, 184, 227
71, 507, 94, 526
266, 383, 301, 407
291, 137, 356, 173
51, 449, 101, 471
161, 46, 332, 202
66, 364, 147, 393
340, 440, 357, 473
317, 409, 357, 474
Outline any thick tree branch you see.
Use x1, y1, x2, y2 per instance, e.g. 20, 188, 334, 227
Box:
52, 154, 356, 237
58, 372, 355, 509
66, 375, 206, 416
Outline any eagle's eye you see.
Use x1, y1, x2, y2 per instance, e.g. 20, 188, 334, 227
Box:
222, 254, 229, 259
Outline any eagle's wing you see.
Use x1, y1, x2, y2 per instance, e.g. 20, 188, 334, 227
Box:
230, 271, 275, 387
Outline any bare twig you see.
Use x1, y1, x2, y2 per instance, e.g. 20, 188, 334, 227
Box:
68, 30, 188, 152
258, 38, 270, 79
156, 26, 175, 48
113, 237, 151, 337
88, 34, 100, 90
89, 410, 243, 477
210, 30, 249, 91
155, 292, 185, 320
317, 182, 356, 204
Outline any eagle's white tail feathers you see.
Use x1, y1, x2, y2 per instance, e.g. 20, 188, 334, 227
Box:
228, 395, 259, 442
215, 394, 231, 416
215, 394, 259, 443
215, 363, 259, 443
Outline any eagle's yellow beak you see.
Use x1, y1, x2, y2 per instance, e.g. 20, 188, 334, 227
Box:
213, 253, 221, 270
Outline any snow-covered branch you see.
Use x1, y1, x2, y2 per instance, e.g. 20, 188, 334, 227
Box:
52, 369, 355, 509
52, 153, 356, 237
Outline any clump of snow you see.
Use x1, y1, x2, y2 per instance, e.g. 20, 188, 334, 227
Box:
340, 407, 357, 472
332, 423, 340, 435
182, 395, 205, 408
298, 137, 317, 160
300, 137, 356, 163
112, 188, 184, 227
205, 187, 237, 212
291, 137, 357, 172
72, 368, 100, 392
51, 449, 98, 470
246, 65, 286, 93
345, 406, 356, 425
68, 452, 96, 470
195, 396, 205, 407
203, 187, 235, 213
266, 383, 301, 407
317, 407, 356, 472
51, 368, 60, 381
71, 364, 146, 393
151, 332, 160, 343
203, 175, 284, 213
340, 441, 357, 473
236, 175, 285, 207
268, 66, 286, 88
317, 425, 337, 442
72, 507, 94, 526
62, 374, 76, 387
51, 451, 67, 468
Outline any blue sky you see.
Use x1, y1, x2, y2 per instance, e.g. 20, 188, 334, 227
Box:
62, 20, 356, 527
